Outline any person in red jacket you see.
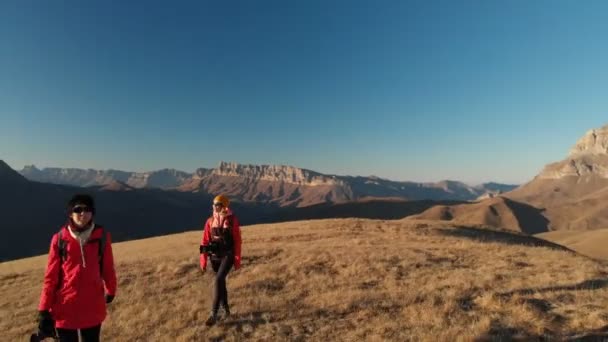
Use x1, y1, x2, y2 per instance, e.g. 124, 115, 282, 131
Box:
199, 194, 242, 326
36, 194, 117, 342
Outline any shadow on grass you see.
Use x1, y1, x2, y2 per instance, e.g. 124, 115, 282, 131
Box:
497, 279, 608, 299
437, 226, 574, 252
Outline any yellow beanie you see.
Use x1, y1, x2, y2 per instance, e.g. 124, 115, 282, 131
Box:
213, 194, 230, 207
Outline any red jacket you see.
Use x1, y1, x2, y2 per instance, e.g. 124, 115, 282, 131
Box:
199, 212, 242, 270
38, 225, 117, 329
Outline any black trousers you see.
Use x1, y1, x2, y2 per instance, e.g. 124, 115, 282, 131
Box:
56, 324, 101, 342
210, 253, 234, 315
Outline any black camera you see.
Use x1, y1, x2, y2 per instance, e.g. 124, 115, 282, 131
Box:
199, 243, 218, 254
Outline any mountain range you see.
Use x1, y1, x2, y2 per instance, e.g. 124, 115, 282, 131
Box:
20, 161, 517, 207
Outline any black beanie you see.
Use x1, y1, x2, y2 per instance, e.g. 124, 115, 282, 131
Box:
67, 194, 96, 215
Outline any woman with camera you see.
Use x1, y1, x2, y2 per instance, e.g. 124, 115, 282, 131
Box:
199, 194, 242, 326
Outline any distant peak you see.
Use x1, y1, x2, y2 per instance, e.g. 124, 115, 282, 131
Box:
569, 123, 608, 156
22, 164, 40, 171
213, 161, 341, 186
216, 161, 316, 174
536, 123, 608, 179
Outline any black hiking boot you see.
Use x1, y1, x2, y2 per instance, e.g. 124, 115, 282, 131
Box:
205, 314, 218, 326
220, 306, 231, 320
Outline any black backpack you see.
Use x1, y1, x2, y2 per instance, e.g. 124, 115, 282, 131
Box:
57, 225, 107, 275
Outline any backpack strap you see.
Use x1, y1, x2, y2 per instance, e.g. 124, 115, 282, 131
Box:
57, 229, 67, 261
97, 225, 106, 275
88, 225, 106, 275
56, 229, 66, 290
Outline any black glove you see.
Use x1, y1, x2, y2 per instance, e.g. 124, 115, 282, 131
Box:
37, 310, 55, 338
105, 294, 115, 304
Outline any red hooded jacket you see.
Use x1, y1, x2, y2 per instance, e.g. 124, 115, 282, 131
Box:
38, 225, 117, 329
199, 209, 242, 270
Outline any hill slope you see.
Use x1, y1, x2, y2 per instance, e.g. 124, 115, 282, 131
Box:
407, 197, 550, 234
1, 219, 607, 341
537, 228, 608, 261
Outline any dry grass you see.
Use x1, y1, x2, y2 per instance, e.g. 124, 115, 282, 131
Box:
2, 218, 608, 341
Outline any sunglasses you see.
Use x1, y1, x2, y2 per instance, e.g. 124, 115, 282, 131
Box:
72, 206, 93, 214
213, 203, 224, 207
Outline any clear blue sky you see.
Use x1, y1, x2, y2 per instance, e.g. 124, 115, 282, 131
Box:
1, 1, 607, 184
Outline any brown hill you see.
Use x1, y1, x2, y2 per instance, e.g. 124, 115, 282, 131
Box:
505, 174, 608, 230
505, 124, 608, 231
537, 228, 608, 260
408, 197, 549, 234
274, 198, 467, 222
1, 219, 607, 341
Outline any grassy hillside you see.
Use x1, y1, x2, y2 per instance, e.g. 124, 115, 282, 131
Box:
2, 219, 608, 341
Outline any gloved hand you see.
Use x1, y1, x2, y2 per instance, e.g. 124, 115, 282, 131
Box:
37, 310, 55, 338
199, 254, 207, 272
105, 294, 115, 304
